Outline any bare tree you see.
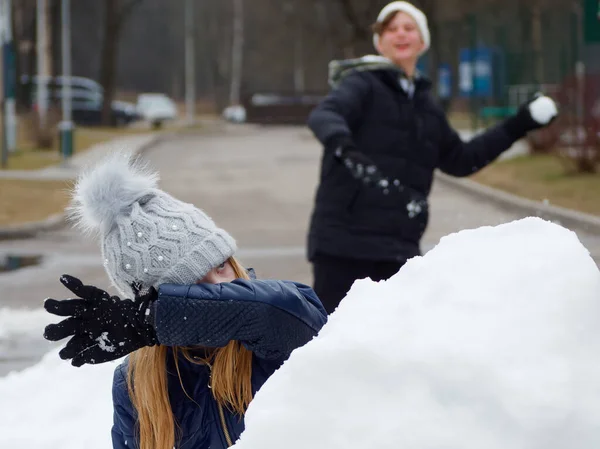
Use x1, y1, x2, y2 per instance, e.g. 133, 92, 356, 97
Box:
416, 0, 439, 90
100, 0, 144, 126
229, 0, 244, 106
13, 0, 37, 110
10, 0, 574, 115
282, 1, 306, 93
333, 0, 387, 55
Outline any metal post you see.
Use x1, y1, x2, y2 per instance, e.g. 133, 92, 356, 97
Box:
229, 0, 243, 106
531, 0, 543, 88
294, 9, 304, 93
36, 0, 48, 129
575, 1, 585, 144
0, 0, 6, 168
3, 0, 15, 154
184, 0, 195, 125
0, 0, 16, 168
576, 61, 585, 140
469, 13, 479, 132
59, 0, 73, 163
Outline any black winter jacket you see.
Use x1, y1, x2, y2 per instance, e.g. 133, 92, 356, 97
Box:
307, 68, 523, 263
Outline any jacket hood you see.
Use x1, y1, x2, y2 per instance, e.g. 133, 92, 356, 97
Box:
328, 55, 405, 88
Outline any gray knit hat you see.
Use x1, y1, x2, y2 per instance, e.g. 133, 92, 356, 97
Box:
69, 152, 237, 297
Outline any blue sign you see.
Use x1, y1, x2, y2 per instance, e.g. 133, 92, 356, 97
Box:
459, 47, 493, 98
416, 54, 429, 77
3, 42, 16, 98
438, 63, 452, 99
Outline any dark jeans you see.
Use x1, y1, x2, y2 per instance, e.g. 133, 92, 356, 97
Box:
312, 253, 406, 314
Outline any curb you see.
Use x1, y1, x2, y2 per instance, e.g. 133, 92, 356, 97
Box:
0, 133, 168, 241
435, 171, 600, 235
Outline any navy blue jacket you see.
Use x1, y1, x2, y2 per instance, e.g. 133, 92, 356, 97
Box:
307, 68, 523, 263
111, 279, 327, 449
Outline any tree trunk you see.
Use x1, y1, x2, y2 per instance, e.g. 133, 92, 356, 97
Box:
13, 0, 34, 111
43, 0, 53, 79
204, 2, 229, 110
229, 0, 243, 106
293, 4, 305, 93
100, 0, 120, 126
419, 0, 439, 94
50, 0, 60, 79
314, 1, 335, 61
25, 11, 36, 88
99, 0, 144, 125
285, 0, 305, 93
36, 0, 51, 131
531, 0, 544, 85
337, 0, 369, 44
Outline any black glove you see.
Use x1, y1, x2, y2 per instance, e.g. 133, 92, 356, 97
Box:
334, 140, 405, 192
503, 92, 558, 139
331, 138, 428, 218
43, 275, 158, 367
334, 144, 416, 195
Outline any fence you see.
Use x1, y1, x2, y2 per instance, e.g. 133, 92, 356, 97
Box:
241, 92, 325, 125
431, 3, 583, 116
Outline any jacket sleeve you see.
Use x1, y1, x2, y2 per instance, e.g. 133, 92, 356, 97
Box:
153, 280, 328, 360
437, 115, 519, 177
307, 72, 371, 150
111, 365, 137, 449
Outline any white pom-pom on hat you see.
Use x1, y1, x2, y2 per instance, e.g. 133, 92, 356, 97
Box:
528, 95, 558, 125
69, 151, 159, 235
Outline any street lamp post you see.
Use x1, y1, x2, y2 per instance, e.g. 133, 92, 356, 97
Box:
2, 0, 16, 154
59, 0, 73, 163
184, 0, 195, 125
36, 0, 48, 130
0, 0, 16, 169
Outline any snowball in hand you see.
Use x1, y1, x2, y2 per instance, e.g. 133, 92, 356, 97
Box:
234, 217, 600, 449
529, 95, 558, 124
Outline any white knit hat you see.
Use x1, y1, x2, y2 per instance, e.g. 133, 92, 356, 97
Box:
69, 152, 237, 297
372, 1, 430, 54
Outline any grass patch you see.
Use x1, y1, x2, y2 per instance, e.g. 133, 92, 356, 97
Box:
2, 126, 154, 171
0, 179, 72, 226
0, 125, 154, 225
470, 154, 600, 216
1, 126, 141, 225
448, 111, 476, 130
447, 111, 500, 131
0, 118, 209, 226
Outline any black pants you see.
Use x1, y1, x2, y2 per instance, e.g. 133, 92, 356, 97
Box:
312, 253, 406, 314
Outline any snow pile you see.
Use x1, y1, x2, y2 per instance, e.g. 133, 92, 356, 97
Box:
235, 217, 600, 449
0, 307, 51, 339
0, 348, 119, 449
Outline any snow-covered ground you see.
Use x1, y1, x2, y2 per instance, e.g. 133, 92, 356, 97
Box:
1, 217, 599, 449
0, 308, 53, 340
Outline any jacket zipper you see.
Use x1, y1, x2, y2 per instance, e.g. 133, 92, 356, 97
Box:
205, 361, 234, 448
217, 401, 233, 447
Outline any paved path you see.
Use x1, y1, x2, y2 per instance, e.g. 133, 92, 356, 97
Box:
1, 123, 598, 375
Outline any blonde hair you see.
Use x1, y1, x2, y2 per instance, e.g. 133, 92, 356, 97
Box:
127, 256, 253, 449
